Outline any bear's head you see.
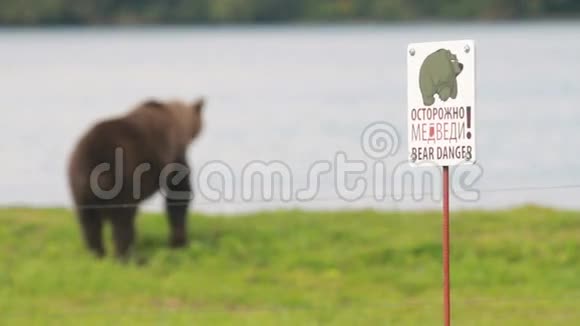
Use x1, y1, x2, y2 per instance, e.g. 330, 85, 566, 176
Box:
141, 98, 205, 143
188, 98, 205, 140
447, 50, 463, 76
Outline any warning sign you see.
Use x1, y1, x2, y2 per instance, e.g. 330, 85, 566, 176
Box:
407, 40, 476, 167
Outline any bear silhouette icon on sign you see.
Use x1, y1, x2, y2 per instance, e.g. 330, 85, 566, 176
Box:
419, 49, 463, 106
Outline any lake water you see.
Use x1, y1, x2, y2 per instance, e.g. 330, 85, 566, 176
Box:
1, 23, 579, 213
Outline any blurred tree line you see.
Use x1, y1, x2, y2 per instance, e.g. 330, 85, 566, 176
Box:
0, 0, 579, 24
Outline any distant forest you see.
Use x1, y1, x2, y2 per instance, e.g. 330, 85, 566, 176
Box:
1, 0, 579, 25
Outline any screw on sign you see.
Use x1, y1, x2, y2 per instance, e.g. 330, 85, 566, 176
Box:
406, 40, 476, 326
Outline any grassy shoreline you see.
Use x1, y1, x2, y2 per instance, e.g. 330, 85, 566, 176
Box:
1, 206, 579, 325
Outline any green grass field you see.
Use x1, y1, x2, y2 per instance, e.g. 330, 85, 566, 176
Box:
0, 206, 579, 325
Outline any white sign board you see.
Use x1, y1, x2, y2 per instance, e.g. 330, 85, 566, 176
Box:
407, 40, 476, 167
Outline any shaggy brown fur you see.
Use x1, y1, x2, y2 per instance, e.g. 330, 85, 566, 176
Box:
68, 98, 205, 258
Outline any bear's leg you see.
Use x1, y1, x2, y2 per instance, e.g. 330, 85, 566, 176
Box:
164, 165, 192, 248
78, 208, 105, 257
422, 94, 435, 106
110, 207, 137, 260
451, 79, 458, 99
439, 87, 451, 101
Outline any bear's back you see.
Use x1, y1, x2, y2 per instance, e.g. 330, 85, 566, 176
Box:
68, 108, 174, 206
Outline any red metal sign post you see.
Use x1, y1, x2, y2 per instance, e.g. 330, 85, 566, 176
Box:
442, 166, 451, 326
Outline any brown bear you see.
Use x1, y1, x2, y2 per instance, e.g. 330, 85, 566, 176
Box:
68, 98, 205, 258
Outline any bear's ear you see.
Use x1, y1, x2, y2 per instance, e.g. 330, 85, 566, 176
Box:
192, 98, 205, 114
142, 99, 165, 109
